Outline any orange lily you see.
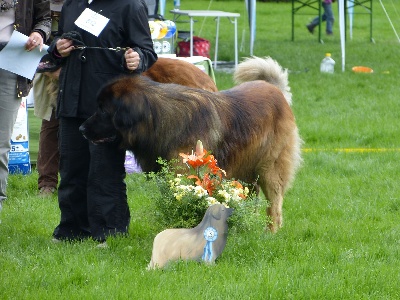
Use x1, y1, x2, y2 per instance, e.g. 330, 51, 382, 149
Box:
231, 180, 247, 199
180, 140, 229, 196
179, 150, 207, 169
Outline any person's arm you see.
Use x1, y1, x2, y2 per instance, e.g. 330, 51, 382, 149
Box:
47, 4, 66, 63
32, 0, 52, 42
122, 1, 158, 74
25, 0, 51, 52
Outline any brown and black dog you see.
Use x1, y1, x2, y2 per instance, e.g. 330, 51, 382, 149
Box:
80, 57, 302, 232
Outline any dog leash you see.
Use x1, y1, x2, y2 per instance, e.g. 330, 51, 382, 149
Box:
61, 31, 129, 62
73, 45, 129, 52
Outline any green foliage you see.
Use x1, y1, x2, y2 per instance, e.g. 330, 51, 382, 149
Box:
150, 156, 265, 231
149, 158, 209, 228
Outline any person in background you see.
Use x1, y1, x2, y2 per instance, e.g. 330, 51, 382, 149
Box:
34, 0, 63, 197
34, 63, 60, 197
48, 0, 157, 246
306, 0, 335, 36
0, 1, 51, 209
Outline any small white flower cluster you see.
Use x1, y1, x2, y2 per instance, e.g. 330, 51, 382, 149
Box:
220, 182, 250, 203
169, 175, 208, 201
168, 174, 248, 209
172, 184, 208, 201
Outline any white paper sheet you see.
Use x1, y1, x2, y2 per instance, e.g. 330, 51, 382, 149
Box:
0, 31, 49, 80
74, 8, 109, 37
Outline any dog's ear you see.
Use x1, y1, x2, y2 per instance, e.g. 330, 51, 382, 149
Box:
210, 204, 222, 220
113, 105, 134, 130
113, 94, 149, 131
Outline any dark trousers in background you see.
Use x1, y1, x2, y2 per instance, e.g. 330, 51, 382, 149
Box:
37, 109, 59, 190
53, 117, 130, 242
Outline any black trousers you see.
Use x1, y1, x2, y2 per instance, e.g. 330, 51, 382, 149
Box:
53, 117, 130, 242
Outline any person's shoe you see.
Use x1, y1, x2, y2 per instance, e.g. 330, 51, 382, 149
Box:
306, 24, 314, 34
39, 186, 56, 197
326, 31, 333, 36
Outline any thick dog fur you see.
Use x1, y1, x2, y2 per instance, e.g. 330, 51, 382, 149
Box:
80, 56, 302, 232
143, 57, 218, 92
148, 204, 233, 269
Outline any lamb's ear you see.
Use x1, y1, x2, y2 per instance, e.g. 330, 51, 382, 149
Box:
210, 204, 222, 220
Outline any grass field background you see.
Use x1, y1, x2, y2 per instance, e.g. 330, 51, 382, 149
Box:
3, 0, 400, 299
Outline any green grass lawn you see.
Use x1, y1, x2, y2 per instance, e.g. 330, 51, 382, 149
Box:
3, 1, 400, 299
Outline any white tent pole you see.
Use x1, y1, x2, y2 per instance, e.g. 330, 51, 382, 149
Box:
379, 0, 400, 42
250, 0, 256, 56
159, 0, 165, 16
245, 0, 256, 56
339, 0, 346, 72
347, 0, 354, 39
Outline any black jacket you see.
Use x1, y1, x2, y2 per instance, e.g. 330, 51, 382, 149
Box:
49, 0, 157, 119
15, 0, 51, 97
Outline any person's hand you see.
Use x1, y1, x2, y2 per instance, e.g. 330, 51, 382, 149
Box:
56, 39, 75, 57
25, 32, 43, 52
124, 48, 140, 71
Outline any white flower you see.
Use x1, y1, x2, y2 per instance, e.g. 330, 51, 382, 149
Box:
230, 188, 243, 202
206, 197, 219, 206
218, 189, 231, 202
176, 184, 191, 192
193, 185, 208, 198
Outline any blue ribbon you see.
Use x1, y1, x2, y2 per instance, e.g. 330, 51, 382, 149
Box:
202, 241, 213, 262
202, 227, 218, 262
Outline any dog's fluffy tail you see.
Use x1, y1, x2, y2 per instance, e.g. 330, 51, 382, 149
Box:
233, 56, 292, 106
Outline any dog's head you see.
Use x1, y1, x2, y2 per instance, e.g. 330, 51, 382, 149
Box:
79, 76, 152, 145
200, 204, 234, 230
79, 110, 117, 145
79, 81, 119, 144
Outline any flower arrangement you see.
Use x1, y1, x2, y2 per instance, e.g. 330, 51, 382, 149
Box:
151, 140, 264, 230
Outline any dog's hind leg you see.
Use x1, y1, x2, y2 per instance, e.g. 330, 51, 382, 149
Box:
259, 146, 296, 233
261, 177, 284, 233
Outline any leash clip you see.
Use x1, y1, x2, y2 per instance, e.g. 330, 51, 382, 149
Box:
111, 47, 128, 52
74, 45, 86, 51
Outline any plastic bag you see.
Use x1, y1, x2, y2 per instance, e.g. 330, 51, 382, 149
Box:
177, 36, 210, 58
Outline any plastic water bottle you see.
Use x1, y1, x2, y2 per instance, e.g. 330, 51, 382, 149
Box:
320, 53, 335, 73
173, 0, 180, 10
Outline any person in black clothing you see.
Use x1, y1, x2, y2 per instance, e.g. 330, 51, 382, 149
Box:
47, 0, 157, 244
